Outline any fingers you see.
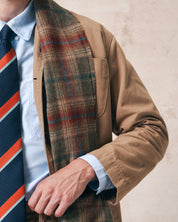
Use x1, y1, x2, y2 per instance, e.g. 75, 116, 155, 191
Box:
28, 192, 67, 217
28, 190, 42, 211
28, 182, 55, 215
54, 195, 72, 218
43, 196, 60, 216
32, 194, 50, 214
28, 181, 61, 216
28, 189, 72, 217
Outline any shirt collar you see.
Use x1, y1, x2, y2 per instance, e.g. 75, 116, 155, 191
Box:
0, 0, 36, 41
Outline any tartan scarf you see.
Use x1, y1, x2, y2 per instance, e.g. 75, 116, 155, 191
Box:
34, 0, 97, 171
34, 0, 113, 221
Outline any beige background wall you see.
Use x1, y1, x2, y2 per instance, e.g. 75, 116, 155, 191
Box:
55, 0, 178, 221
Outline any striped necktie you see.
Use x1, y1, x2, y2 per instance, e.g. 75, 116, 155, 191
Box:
0, 25, 26, 221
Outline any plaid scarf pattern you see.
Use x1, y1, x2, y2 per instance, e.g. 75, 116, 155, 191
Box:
35, 0, 97, 170
34, 0, 113, 221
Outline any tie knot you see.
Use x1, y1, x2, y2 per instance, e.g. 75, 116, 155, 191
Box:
0, 25, 14, 43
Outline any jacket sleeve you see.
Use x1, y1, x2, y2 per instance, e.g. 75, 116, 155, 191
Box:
90, 33, 168, 205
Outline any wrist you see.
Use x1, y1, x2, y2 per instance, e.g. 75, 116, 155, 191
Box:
70, 158, 96, 183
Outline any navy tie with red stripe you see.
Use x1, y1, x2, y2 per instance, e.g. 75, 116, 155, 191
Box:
0, 25, 26, 221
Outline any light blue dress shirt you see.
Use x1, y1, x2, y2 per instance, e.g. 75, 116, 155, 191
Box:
0, 0, 114, 200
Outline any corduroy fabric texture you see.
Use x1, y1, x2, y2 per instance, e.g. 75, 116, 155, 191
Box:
33, 0, 113, 221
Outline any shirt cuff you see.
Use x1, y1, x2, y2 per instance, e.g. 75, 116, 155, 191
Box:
79, 154, 115, 194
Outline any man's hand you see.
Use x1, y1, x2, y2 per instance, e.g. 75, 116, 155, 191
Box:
28, 158, 96, 217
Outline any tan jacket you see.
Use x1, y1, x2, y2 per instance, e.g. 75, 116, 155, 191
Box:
33, 12, 168, 221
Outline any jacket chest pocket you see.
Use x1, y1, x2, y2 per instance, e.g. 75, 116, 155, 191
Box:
93, 58, 110, 118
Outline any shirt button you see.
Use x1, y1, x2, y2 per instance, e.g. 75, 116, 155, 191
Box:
14, 36, 19, 41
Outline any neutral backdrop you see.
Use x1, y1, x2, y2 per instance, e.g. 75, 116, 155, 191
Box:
55, 0, 178, 221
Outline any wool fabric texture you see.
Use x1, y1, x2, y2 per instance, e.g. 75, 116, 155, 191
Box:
34, 0, 113, 221
35, 0, 97, 170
